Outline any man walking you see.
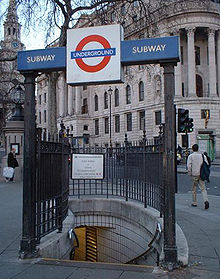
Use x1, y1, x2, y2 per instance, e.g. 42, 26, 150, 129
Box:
187, 144, 209, 209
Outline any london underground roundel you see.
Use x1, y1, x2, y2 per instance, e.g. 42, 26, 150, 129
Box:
67, 24, 122, 85
73, 35, 114, 73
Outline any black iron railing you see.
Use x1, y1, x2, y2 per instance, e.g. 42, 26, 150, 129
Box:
69, 134, 164, 215
35, 129, 70, 243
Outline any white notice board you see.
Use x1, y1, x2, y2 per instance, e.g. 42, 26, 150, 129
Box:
72, 154, 104, 179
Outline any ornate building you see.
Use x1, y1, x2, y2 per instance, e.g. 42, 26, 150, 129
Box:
36, 0, 220, 159
0, 0, 25, 140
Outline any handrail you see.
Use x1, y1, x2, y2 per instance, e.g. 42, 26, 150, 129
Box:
68, 228, 79, 260
126, 223, 162, 265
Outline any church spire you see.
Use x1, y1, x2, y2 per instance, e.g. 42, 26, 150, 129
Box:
1, 0, 24, 50
6, 0, 18, 23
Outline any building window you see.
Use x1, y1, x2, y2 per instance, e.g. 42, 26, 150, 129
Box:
201, 109, 210, 119
8, 28, 10, 35
126, 85, 131, 104
104, 91, 108, 109
127, 113, 132, 131
181, 46, 183, 64
139, 81, 144, 101
95, 119, 99, 135
121, 4, 126, 14
39, 111, 41, 124
132, 15, 138, 23
182, 83, 185, 97
82, 98, 88, 114
105, 117, 109, 134
111, 12, 116, 22
83, 85, 87, 90
94, 95, 98, 111
44, 93, 46, 103
133, 0, 139, 7
195, 46, 200, 65
115, 115, 120, 133
114, 88, 119, 107
155, 111, 161, 125
196, 74, 203, 97
84, 125, 88, 131
44, 110, 47, 123
207, 47, 209, 65
139, 111, 145, 130
39, 95, 41, 105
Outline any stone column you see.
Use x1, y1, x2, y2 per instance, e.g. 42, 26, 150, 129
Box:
187, 28, 196, 97
67, 85, 73, 115
208, 28, 217, 97
75, 86, 81, 115
58, 72, 65, 117
217, 30, 220, 96
173, 29, 182, 97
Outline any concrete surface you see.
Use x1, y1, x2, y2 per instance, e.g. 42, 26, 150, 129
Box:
0, 181, 220, 278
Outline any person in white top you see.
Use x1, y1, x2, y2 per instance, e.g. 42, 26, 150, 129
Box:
187, 144, 209, 209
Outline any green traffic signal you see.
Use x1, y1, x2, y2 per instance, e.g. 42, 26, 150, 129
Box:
187, 117, 194, 133
178, 109, 189, 133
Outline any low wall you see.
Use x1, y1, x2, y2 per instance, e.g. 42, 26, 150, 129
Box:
38, 198, 188, 266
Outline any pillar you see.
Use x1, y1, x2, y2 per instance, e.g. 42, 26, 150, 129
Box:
187, 28, 196, 97
58, 72, 65, 116
160, 63, 177, 269
208, 28, 217, 97
75, 86, 81, 115
20, 72, 38, 258
173, 29, 182, 97
218, 30, 220, 96
68, 85, 73, 115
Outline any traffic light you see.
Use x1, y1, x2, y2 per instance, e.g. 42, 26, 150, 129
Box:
187, 118, 194, 133
178, 109, 189, 133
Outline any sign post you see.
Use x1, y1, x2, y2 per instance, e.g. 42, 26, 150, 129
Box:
17, 26, 179, 268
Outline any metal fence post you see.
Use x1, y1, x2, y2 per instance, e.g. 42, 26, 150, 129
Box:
19, 72, 38, 258
161, 63, 178, 270
124, 134, 128, 201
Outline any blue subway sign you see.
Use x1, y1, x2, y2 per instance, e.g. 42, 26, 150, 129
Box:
121, 36, 179, 65
17, 36, 179, 72
17, 47, 66, 71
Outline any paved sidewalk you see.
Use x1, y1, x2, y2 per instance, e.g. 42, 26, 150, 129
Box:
0, 181, 220, 279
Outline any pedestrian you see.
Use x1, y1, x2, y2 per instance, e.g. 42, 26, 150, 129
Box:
187, 144, 209, 209
6, 148, 19, 182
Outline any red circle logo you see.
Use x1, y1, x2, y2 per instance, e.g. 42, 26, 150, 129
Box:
75, 35, 112, 73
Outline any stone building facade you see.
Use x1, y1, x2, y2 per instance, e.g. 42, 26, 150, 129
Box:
36, 0, 220, 159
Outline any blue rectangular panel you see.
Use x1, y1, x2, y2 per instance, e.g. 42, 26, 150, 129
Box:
17, 47, 66, 71
121, 36, 179, 65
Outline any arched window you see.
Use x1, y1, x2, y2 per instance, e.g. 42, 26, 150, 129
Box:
196, 74, 203, 97
114, 88, 119, 107
13, 28, 16, 35
126, 85, 131, 104
94, 95, 98, 111
195, 46, 200, 65
139, 81, 144, 101
8, 28, 11, 35
104, 91, 108, 109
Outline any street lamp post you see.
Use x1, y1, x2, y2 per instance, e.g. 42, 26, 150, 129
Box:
108, 86, 113, 148
9, 84, 25, 121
